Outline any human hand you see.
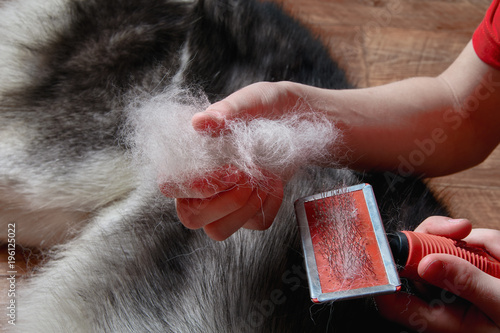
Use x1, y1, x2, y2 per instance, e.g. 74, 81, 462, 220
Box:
191, 81, 304, 135
376, 216, 500, 332
165, 80, 343, 240
166, 82, 307, 241
167, 82, 297, 240
169, 165, 284, 241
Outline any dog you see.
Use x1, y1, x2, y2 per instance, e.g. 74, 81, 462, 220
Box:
0, 0, 447, 331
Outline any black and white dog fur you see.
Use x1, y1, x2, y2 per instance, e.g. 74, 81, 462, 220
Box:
0, 0, 448, 331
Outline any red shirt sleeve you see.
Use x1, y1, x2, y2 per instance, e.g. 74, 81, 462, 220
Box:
472, 0, 500, 70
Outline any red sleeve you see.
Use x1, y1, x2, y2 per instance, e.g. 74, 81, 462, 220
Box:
472, 0, 500, 70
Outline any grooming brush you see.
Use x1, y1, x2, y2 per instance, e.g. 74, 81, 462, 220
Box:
294, 183, 500, 303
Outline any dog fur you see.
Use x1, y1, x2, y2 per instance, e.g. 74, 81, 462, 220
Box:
0, 0, 447, 331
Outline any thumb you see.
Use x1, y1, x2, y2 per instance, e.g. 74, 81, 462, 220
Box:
191, 81, 300, 135
419, 254, 500, 326
191, 107, 228, 136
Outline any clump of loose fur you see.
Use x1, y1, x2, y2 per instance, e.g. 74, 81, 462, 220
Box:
127, 87, 342, 196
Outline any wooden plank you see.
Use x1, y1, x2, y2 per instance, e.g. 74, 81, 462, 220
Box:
279, 0, 488, 87
278, 0, 488, 32
363, 27, 471, 86
429, 184, 500, 229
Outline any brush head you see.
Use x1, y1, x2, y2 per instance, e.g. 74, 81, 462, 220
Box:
294, 183, 400, 303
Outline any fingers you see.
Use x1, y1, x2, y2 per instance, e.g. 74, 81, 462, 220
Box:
160, 166, 244, 198
415, 215, 500, 262
167, 162, 284, 240
176, 185, 254, 230
378, 217, 500, 331
176, 179, 283, 241
176, 185, 283, 241
376, 292, 452, 333
418, 253, 500, 328
191, 81, 301, 135
181, 81, 302, 238
203, 188, 269, 241
375, 291, 498, 333
242, 179, 284, 231
414, 216, 472, 239
463, 228, 500, 259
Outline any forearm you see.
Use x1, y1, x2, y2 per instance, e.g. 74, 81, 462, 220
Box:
197, 43, 500, 177
317, 78, 468, 176
293, 42, 500, 176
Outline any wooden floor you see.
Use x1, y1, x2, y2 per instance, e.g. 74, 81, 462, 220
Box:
1, 0, 499, 308
278, 0, 500, 230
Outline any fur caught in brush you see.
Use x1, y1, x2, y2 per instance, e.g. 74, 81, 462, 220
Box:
0, 0, 448, 332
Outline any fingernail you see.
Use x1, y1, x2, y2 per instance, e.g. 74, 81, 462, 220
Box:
420, 259, 446, 281
192, 110, 225, 134
201, 117, 223, 132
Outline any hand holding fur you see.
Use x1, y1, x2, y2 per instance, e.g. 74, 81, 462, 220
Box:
129, 87, 341, 239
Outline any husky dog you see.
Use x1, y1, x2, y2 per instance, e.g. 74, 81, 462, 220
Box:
0, 0, 447, 331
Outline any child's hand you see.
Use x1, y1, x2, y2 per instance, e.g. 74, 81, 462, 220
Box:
191, 81, 302, 136
163, 82, 300, 241
161, 165, 284, 241
175, 182, 284, 241
376, 216, 500, 332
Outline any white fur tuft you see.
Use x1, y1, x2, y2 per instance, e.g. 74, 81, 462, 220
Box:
127, 88, 342, 196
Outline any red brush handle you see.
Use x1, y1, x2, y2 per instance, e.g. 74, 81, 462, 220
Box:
399, 230, 500, 280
